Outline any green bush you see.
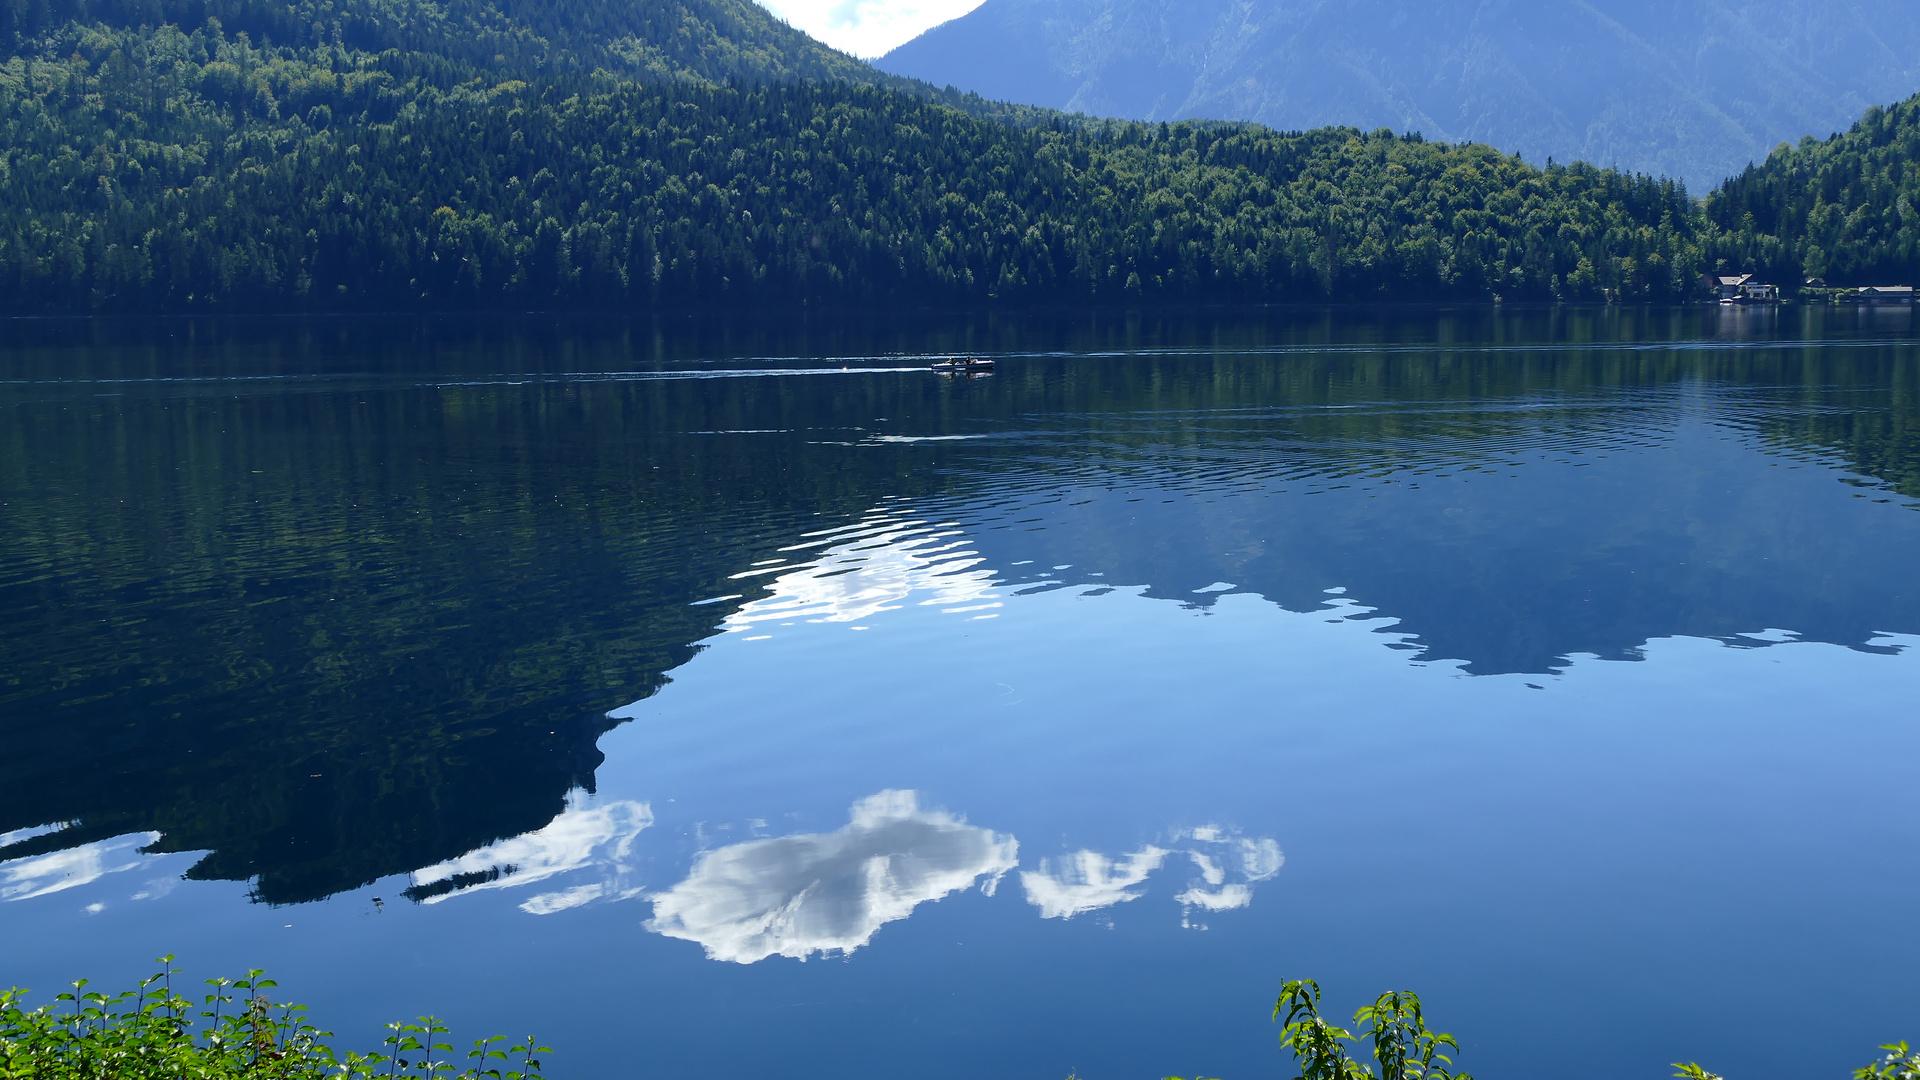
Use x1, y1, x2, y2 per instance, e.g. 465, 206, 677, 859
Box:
1679, 1040, 1920, 1080
1265, 979, 1467, 1080
1248, 978, 1918, 1080
0, 957, 550, 1080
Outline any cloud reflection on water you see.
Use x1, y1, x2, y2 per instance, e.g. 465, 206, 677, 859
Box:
409, 796, 653, 913
1170, 829, 1285, 925
1021, 846, 1170, 919
394, 784, 1282, 956
1022, 826, 1284, 925
719, 514, 1001, 632
645, 790, 1017, 963
0, 831, 163, 902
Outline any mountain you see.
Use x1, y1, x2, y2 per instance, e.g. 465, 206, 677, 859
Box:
4, 0, 1917, 314
874, 0, 1920, 195
0, 0, 876, 84
0, 26, 1708, 313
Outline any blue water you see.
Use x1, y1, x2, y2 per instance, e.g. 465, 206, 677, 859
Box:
3, 308, 1919, 1080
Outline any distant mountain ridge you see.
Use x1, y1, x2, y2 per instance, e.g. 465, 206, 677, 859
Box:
875, 0, 1920, 193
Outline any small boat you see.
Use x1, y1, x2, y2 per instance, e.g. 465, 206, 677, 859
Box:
931, 356, 995, 373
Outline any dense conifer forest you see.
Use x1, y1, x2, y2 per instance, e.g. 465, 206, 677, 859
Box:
0, 0, 1916, 312
1709, 99, 1920, 288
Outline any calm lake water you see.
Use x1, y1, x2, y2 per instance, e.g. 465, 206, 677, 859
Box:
3, 306, 1919, 1080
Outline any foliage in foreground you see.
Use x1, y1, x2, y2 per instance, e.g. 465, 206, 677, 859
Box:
9, 963, 1918, 1080
0, 958, 550, 1079
1262, 979, 1467, 1080
1676, 1041, 1920, 1080
1218, 978, 1920, 1080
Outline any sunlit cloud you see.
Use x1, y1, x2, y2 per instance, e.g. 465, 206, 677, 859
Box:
646, 790, 1018, 963
1, 832, 164, 902
409, 796, 653, 912
753, 0, 988, 58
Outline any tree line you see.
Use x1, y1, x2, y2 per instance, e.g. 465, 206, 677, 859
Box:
1709, 97, 1920, 288
0, 0, 1916, 313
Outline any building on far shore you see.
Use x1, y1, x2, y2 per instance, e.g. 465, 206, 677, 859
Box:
1700, 273, 1779, 302
1702, 273, 1750, 300
1859, 285, 1915, 304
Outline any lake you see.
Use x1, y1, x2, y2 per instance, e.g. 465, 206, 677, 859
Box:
3, 305, 1918, 1080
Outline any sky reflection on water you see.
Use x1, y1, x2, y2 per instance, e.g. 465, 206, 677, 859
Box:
645, 790, 1017, 963
3, 310, 1920, 1080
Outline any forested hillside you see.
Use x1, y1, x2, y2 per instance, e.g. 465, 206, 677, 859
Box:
1709, 99, 1920, 288
0, 14, 1712, 312
0, 0, 1913, 313
0, 0, 875, 84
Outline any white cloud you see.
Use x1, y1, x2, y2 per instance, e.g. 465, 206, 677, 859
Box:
753, 0, 988, 58
646, 790, 1017, 963
1021, 847, 1169, 919
1, 832, 163, 902
409, 796, 653, 907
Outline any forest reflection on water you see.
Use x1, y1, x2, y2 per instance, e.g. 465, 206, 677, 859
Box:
3, 306, 1920, 1080
2, 304, 1917, 901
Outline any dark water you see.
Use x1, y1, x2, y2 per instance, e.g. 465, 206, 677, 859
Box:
4, 305, 1919, 1080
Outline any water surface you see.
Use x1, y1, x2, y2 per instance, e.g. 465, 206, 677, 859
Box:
3, 306, 1919, 1080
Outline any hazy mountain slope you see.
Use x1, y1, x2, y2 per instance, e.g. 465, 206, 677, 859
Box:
875, 0, 1920, 193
